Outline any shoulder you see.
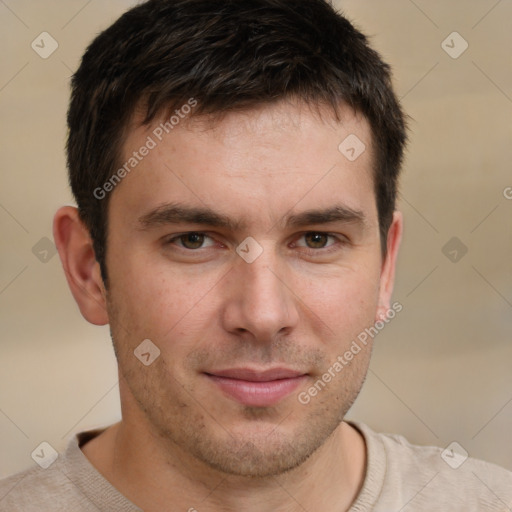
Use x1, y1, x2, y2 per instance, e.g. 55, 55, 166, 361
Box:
0, 428, 115, 512
0, 462, 92, 512
350, 421, 512, 511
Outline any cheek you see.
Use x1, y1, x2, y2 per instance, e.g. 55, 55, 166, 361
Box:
108, 254, 222, 343
296, 262, 381, 336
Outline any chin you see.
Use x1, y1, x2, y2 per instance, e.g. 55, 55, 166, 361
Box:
183, 409, 341, 478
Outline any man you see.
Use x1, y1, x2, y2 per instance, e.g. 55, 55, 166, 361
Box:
1, 0, 511, 510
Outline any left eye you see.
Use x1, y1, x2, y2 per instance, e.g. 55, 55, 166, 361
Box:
295, 232, 338, 249
168, 232, 216, 250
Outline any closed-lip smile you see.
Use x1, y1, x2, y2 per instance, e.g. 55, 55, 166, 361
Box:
204, 367, 308, 407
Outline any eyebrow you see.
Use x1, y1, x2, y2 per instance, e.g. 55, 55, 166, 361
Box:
137, 202, 367, 232
137, 204, 244, 231
286, 205, 366, 229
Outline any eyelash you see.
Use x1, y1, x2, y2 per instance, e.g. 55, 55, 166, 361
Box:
164, 231, 347, 256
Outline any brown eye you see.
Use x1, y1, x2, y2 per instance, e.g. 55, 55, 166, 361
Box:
179, 233, 206, 249
304, 232, 329, 249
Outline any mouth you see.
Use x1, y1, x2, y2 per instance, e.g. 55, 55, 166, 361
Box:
203, 368, 308, 407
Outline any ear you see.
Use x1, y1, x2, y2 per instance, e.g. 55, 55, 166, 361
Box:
53, 206, 109, 325
376, 210, 403, 322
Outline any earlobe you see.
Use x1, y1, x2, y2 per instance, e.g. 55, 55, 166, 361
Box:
53, 206, 109, 326
376, 210, 403, 321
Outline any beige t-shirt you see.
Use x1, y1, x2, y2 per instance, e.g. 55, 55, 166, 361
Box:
1, 421, 511, 511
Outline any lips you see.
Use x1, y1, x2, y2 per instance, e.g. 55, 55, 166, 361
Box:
204, 368, 307, 407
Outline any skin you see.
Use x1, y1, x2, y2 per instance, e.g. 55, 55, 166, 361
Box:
54, 99, 402, 512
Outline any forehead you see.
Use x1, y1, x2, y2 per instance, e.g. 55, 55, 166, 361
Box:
110, 100, 377, 230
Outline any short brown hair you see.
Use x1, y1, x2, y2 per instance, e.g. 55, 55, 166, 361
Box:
67, 0, 408, 284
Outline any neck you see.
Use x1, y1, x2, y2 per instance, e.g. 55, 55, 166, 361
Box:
81, 368, 366, 512
81, 414, 366, 512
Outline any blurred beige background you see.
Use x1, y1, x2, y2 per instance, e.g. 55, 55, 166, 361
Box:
1, 0, 511, 478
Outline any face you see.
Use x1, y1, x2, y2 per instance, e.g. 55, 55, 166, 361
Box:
103, 100, 398, 477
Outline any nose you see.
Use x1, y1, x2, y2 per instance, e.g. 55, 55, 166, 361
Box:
220, 246, 300, 343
